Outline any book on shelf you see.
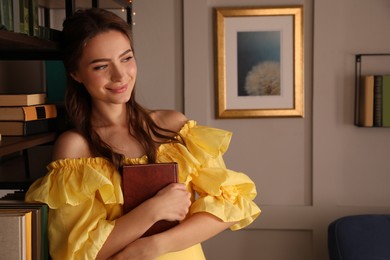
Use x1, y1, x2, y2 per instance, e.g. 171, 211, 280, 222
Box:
0, 93, 46, 106
28, 0, 38, 37
122, 162, 179, 237
0, 0, 13, 31
19, 0, 30, 35
373, 75, 383, 127
357, 74, 390, 127
358, 75, 374, 127
0, 104, 57, 121
0, 200, 49, 260
12, 0, 20, 33
0, 209, 32, 260
0, 118, 56, 136
382, 75, 390, 127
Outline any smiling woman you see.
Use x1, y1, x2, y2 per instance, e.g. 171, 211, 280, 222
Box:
70, 31, 136, 105
25, 8, 260, 260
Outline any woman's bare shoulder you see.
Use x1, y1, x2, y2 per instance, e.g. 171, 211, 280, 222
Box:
150, 110, 188, 132
52, 129, 92, 160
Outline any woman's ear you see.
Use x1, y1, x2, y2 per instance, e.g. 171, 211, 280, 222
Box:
70, 72, 82, 83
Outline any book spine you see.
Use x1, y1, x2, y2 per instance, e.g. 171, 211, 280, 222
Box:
22, 104, 57, 121
373, 75, 383, 127
0, 0, 13, 31
19, 0, 29, 34
382, 75, 390, 127
0, 119, 55, 136
358, 75, 374, 127
12, 0, 20, 33
27, 0, 38, 36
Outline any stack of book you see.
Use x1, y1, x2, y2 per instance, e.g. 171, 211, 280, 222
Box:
0, 199, 48, 260
357, 75, 390, 127
0, 93, 57, 136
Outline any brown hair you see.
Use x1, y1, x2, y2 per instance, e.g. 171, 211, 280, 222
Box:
60, 8, 179, 169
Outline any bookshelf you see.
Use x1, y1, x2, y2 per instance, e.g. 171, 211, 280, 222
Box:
0, 0, 132, 189
354, 53, 390, 127
0, 1, 133, 258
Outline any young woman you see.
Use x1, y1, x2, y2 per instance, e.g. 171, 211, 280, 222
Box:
26, 8, 261, 260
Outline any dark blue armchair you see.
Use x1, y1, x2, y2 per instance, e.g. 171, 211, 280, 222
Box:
328, 214, 390, 260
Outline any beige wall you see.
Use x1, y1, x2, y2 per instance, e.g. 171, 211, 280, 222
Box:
133, 0, 390, 259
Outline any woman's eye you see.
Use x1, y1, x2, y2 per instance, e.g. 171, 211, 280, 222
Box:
122, 56, 133, 62
93, 65, 107, 71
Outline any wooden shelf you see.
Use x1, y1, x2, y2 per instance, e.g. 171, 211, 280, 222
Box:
0, 31, 61, 60
0, 132, 57, 157
38, 0, 130, 9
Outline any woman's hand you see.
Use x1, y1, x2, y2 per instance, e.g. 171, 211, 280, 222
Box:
149, 183, 191, 222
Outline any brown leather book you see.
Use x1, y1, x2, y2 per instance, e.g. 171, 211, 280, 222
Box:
122, 162, 179, 237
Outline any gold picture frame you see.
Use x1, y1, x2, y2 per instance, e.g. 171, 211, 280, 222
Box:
215, 6, 304, 118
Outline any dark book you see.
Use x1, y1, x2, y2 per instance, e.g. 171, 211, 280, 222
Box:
122, 162, 179, 237
373, 75, 383, 127
0, 118, 56, 136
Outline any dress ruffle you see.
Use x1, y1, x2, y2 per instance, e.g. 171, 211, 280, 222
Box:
156, 120, 261, 230
26, 157, 123, 209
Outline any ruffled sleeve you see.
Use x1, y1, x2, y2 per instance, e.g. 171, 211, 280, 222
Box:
25, 158, 123, 260
157, 120, 261, 230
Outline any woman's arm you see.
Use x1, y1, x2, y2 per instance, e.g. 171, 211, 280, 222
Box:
110, 212, 236, 259
96, 183, 191, 260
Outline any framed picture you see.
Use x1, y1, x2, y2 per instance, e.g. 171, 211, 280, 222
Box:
215, 6, 304, 118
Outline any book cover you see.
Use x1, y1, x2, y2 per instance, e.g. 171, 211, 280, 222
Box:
373, 75, 383, 127
0, 201, 48, 260
0, 104, 57, 121
0, 93, 46, 106
382, 75, 390, 127
122, 162, 179, 237
358, 75, 374, 127
0, 118, 55, 136
0, 209, 32, 260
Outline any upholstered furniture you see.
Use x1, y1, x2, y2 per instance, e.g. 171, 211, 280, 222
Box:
328, 214, 390, 260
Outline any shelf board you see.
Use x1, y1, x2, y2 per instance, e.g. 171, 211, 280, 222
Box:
0, 132, 57, 157
0, 31, 62, 59
0, 30, 58, 49
38, 0, 130, 9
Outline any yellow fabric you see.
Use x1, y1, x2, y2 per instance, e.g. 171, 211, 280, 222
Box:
25, 120, 261, 260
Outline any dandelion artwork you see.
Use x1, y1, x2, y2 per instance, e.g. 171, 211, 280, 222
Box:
215, 6, 304, 118
237, 31, 281, 96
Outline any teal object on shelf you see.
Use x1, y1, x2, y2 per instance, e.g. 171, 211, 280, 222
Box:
45, 60, 66, 103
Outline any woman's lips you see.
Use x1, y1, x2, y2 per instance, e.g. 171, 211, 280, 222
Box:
109, 84, 128, 94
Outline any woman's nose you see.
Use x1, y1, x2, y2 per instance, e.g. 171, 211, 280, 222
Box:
111, 64, 125, 82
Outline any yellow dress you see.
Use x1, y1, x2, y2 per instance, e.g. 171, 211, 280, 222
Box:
25, 120, 261, 260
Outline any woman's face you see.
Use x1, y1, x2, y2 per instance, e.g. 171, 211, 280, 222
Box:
71, 30, 137, 106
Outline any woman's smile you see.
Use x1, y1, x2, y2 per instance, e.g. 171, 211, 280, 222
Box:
108, 84, 128, 94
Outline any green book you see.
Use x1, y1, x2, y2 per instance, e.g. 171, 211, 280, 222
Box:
373, 75, 383, 127
0, 0, 13, 31
382, 75, 390, 127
